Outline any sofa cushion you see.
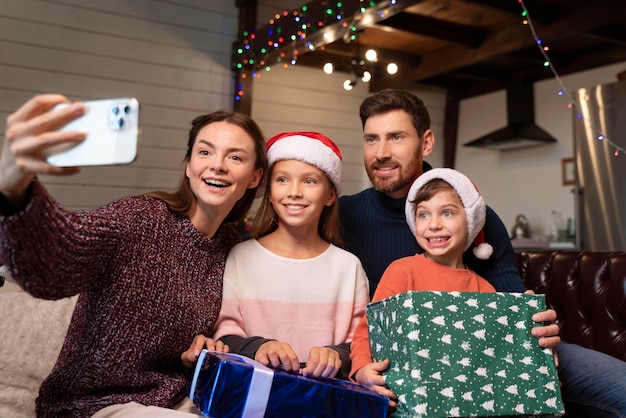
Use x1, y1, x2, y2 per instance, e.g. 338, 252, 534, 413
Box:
0, 283, 76, 418
517, 251, 626, 362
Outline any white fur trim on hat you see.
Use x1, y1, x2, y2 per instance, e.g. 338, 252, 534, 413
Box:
264, 131, 343, 195
405, 168, 493, 260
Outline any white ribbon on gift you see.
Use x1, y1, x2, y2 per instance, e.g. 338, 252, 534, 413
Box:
189, 349, 274, 418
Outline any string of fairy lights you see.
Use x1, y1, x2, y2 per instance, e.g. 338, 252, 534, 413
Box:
518, 0, 622, 157
232, 0, 400, 101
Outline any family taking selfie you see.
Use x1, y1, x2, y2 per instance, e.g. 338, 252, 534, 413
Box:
2, 1, 626, 417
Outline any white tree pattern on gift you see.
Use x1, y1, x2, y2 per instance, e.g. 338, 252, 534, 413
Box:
366, 291, 565, 418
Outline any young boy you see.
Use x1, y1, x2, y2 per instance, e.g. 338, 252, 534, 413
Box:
349, 168, 496, 404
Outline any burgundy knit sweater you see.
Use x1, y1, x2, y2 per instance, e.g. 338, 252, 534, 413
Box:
0, 180, 240, 417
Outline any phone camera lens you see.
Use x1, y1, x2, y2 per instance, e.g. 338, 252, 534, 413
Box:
116, 117, 125, 129
124, 105, 132, 114
112, 106, 120, 116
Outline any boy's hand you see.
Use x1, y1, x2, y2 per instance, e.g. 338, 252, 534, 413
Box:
354, 359, 397, 408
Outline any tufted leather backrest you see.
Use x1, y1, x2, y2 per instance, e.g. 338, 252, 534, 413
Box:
516, 251, 626, 362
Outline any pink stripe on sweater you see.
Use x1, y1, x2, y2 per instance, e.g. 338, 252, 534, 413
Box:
215, 298, 363, 361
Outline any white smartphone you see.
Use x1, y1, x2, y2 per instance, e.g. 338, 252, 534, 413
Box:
46, 97, 140, 167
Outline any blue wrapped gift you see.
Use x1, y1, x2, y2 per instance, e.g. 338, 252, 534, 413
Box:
189, 350, 389, 418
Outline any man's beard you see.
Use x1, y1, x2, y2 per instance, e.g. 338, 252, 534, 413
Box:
365, 158, 422, 194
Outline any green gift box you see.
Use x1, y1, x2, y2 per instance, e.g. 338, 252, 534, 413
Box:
366, 291, 564, 417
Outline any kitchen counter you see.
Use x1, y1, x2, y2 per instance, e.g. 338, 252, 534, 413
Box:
511, 238, 577, 252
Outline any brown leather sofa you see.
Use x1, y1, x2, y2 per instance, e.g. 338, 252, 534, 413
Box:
516, 250, 626, 362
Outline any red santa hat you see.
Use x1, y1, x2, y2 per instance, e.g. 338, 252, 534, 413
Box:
405, 168, 494, 260
260, 131, 343, 195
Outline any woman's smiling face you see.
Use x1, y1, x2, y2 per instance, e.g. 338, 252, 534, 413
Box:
185, 121, 262, 219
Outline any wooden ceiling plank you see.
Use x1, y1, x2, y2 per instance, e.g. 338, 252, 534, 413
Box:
455, 0, 521, 15
456, 0, 556, 25
378, 12, 486, 48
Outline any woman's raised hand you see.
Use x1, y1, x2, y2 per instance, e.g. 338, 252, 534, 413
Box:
0, 94, 87, 205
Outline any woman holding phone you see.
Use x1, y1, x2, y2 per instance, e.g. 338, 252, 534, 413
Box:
0, 94, 267, 417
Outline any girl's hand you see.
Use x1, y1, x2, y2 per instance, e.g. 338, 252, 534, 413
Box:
301, 346, 341, 378
181, 334, 229, 368
255, 341, 300, 372
0, 94, 87, 205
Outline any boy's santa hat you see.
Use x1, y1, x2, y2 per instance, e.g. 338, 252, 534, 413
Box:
405, 168, 493, 260
260, 131, 343, 195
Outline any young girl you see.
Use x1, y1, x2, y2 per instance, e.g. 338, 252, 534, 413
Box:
190, 132, 370, 380
0, 94, 267, 417
350, 168, 495, 404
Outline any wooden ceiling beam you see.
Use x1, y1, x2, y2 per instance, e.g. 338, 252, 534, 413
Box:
296, 41, 422, 67
552, 45, 626, 75
583, 27, 626, 48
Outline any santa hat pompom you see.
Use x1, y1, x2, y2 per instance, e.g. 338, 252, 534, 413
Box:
472, 229, 494, 260
473, 243, 494, 260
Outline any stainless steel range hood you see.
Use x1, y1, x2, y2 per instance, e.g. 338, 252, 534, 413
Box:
464, 79, 558, 151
